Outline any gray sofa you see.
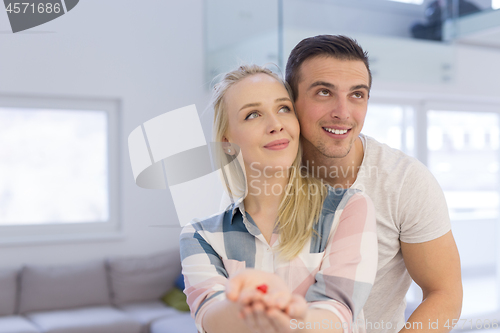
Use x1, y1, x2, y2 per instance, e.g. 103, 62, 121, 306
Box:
0, 249, 197, 333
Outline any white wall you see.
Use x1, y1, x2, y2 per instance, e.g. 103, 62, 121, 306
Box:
285, 0, 425, 39
1, 0, 499, 268
372, 42, 500, 102
0, 0, 210, 267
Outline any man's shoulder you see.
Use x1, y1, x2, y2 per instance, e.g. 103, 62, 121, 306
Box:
362, 134, 412, 161
361, 134, 425, 173
358, 134, 437, 193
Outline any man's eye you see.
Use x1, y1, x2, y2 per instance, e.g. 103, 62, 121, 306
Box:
245, 111, 259, 120
318, 90, 330, 97
278, 106, 291, 113
353, 92, 364, 99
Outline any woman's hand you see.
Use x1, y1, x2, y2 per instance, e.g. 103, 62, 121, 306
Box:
226, 269, 308, 332
226, 269, 290, 305
240, 294, 308, 333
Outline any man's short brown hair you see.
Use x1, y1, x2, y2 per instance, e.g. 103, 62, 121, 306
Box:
285, 35, 371, 100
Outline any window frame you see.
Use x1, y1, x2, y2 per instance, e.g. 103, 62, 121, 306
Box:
0, 95, 122, 245
315, 0, 426, 15
365, 96, 422, 159
367, 96, 500, 318
424, 100, 500, 317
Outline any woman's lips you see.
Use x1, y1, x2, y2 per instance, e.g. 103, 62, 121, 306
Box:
264, 139, 290, 150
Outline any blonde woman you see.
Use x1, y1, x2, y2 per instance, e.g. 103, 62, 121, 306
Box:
180, 65, 377, 333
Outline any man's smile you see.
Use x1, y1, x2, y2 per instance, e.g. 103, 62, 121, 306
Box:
322, 126, 352, 138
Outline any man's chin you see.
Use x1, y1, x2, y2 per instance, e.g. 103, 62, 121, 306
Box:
316, 143, 352, 159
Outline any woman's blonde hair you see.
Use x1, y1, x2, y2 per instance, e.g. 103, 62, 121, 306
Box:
211, 64, 327, 260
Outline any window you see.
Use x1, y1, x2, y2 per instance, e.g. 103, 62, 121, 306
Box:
364, 100, 500, 319
387, 0, 424, 4
427, 104, 499, 317
363, 103, 415, 156
0, 96, 120, 244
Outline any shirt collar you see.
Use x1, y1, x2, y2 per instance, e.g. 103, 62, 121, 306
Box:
227, 198, 280, 241
229, 197, 246, 224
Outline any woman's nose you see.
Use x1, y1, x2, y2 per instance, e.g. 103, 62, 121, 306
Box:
268, 116, 284, 134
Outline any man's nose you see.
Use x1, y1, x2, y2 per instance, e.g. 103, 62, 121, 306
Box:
330, 97, 350, 120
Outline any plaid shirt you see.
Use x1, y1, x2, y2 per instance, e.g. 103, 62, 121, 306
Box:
180, 187, 378, 333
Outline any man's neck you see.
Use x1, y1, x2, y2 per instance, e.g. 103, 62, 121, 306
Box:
302, 137, 364, 188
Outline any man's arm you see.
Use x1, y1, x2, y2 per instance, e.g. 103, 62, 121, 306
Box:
400, 231, 463, 333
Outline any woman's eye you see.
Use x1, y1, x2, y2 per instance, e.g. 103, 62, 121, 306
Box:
245, 111, 259, 120
278, 106, 291, 113
318, 89, 330, 97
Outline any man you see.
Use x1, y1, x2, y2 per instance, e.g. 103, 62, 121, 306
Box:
285, 35, 462, 332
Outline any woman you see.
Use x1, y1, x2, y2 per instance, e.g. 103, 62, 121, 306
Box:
180, 64, 377, 333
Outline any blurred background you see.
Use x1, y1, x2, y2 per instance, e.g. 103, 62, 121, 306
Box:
1, 0, 499, 327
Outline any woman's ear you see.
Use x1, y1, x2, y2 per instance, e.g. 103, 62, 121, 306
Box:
221, 137, 235, 156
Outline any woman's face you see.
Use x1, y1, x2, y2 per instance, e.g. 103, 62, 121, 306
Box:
223, 73, 300, 176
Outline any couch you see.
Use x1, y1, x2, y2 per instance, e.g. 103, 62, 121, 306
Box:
0, 249, 197, 333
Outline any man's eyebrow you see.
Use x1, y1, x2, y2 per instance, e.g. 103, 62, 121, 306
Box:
309, 82, 370, 92
309, 81, 335, 91
351, 84, 370, 91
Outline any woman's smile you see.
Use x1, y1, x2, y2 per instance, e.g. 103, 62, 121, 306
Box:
263, 138, 290, 150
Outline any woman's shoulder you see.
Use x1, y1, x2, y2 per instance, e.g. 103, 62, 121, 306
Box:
181, 206, 232, 235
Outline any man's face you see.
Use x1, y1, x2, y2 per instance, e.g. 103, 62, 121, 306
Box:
294, 56, 370, 159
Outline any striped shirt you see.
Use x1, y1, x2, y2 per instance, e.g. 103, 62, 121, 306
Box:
180, 187, 378, 333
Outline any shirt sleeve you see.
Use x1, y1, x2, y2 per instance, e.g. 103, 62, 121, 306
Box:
398, 158, 451, 243
179, 222, 228, 333
305, 190, 378, 331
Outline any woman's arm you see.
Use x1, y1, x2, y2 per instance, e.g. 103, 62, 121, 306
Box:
180, 222, 244, 333
181, 221, 293, 333
226, 190, 378, 333
304, 190, 378, 330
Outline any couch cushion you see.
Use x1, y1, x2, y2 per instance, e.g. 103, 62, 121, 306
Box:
0, 316, 40, 333
119, 301, 180, 325
19, 260, 110, 314
0, 267, 19, 316
107, 250, 181, 306
150, 312, 197, 333
26, 306, 142, 333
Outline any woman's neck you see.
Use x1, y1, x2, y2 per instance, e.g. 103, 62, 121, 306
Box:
243, 170, 289, 219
